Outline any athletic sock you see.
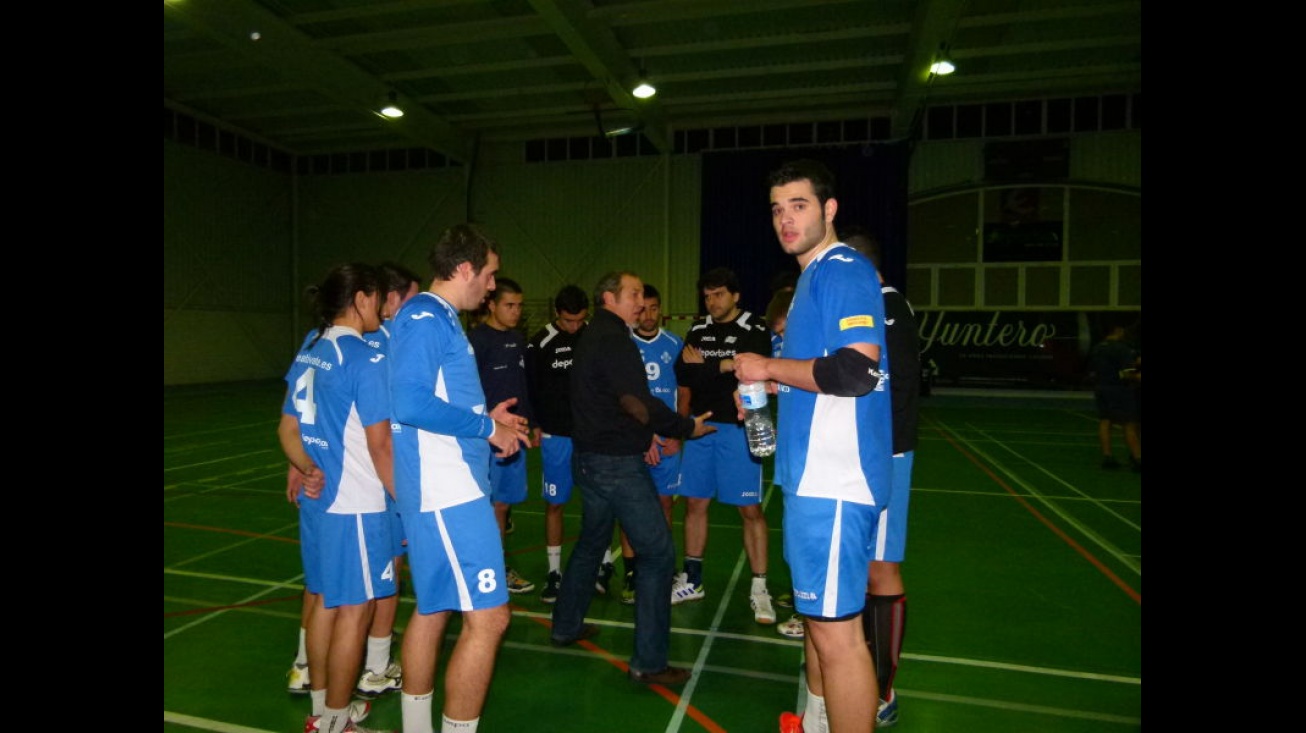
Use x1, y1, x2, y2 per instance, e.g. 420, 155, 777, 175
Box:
295, 627, 309, 665
402, 691, 435, 733
547, 545, 562, 574
319, 707, 349, 733
802, 688, 829, 733
751, 573, 768, 594
366, 634, 392, 675
311, 688, 326, 717
685, 556, 703, 587
863, 593, 907, 700
441, 714, 479, 732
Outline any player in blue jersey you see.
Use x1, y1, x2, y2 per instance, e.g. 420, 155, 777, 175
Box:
388, 224, 531, 733
618, 283, 683, 604
468, 277, 537, 595
279, 262, 396, 733
734, 159, 893, 733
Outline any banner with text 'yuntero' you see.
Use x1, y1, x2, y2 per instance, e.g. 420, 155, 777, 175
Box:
916, 310, 1140, 390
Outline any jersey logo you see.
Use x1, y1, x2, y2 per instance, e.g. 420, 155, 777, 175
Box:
829, 253, 855, 263
884, 318, 896, 326
410, 311, 436, 320
370, 353, 385, 363
839, 315, 875, 330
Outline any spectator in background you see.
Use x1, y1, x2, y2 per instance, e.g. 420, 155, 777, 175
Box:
1087, 323, 1141, 472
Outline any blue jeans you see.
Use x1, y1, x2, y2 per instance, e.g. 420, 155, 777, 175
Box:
550, 451, 676, 674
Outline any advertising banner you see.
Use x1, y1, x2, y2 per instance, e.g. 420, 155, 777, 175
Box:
918, 310, 1140, 389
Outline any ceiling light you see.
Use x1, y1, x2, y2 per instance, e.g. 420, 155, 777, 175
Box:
930, 43, 955, 76
379, 91, 404, 119
631, 62, 656, 99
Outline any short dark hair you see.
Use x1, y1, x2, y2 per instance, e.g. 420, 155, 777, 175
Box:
697, 266, 740, 294
643, 283, 661, 301
377, 261, 421, 297
767, 158, 836, 205
428, 223, 498, 282
553, 284, 589, 315
765, 288, 794, 325
491, 277, 523, 300
839, 224, 881, 267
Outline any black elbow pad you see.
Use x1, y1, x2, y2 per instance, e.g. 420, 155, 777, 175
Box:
812, 347, 881, 397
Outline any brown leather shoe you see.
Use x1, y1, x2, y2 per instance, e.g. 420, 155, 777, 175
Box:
550, 623, 600, 647
628, 665, 690, 686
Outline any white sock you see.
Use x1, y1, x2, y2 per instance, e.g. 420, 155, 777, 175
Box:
547, 545, 562, 574
319, 707, 348, 733
441, 714, 479, 732
602, 546, 617, 565
803, 689, 828, 733
401, 691, 435, 733
311, 688, 326, 717
751, 575, 769, 594
295, 627, 308, 665
366, 634, 392, 675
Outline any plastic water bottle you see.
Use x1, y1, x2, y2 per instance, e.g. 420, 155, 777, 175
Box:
738, 381, 776, 457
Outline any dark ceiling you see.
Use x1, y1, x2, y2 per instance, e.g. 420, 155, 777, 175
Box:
163, 0, 1142, 163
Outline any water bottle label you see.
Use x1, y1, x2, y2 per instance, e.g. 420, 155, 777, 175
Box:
740, 383, 767, 410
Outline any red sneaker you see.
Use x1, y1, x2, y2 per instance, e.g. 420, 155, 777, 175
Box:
779, 711, 804, 733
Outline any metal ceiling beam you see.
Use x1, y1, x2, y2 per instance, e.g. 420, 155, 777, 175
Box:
893, 0, 969, 140
164, 0, 474, 162
527, 0, 671, 153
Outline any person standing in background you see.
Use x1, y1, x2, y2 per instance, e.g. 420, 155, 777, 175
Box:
621, 283, 685, 605
735, 159, 893, 733
389, 223, 531, 733
526, 285, 599, 603
1087, 322, 1141, 472
672, 267, 777, 625
469, 277, 537, 595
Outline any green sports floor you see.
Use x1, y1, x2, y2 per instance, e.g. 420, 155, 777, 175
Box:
163, 381, 1141, 732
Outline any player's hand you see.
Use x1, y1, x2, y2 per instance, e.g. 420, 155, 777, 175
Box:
490, 418, 531, 456
680, 345, 705, 364
644, 437, 662, 466
689, 412, 717, 439
662, 436, 682, 458
733, 352, 768, 383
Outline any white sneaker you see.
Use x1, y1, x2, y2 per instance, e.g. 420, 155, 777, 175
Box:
670, 572, 705, 604
750, 588, 776, 624
288, 662, 311, 694
355, 661, 402, 698
776, 614, 805, 639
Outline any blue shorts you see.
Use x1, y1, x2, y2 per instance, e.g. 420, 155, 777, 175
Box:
870, 451, 913, 563
402, 496, 509, 614
311, 510, 397, 609
783, 494, 878, 620
386, 494, 406, 558
540, 434, 575, 504
678, 423, 762, 505
489, 449, 528, 505
299, 504, 323, 595
648, 447, 683, 497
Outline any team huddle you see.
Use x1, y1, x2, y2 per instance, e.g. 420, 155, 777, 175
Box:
279, 159, 920, 733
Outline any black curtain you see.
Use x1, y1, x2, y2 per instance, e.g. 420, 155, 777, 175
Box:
698, 142, 910, 318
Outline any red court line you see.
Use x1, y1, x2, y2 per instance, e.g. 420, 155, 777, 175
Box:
931, 425, 1142, 605
165, 594, 302, 618
515, 605, 727, 733
165, 521, 299, 544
